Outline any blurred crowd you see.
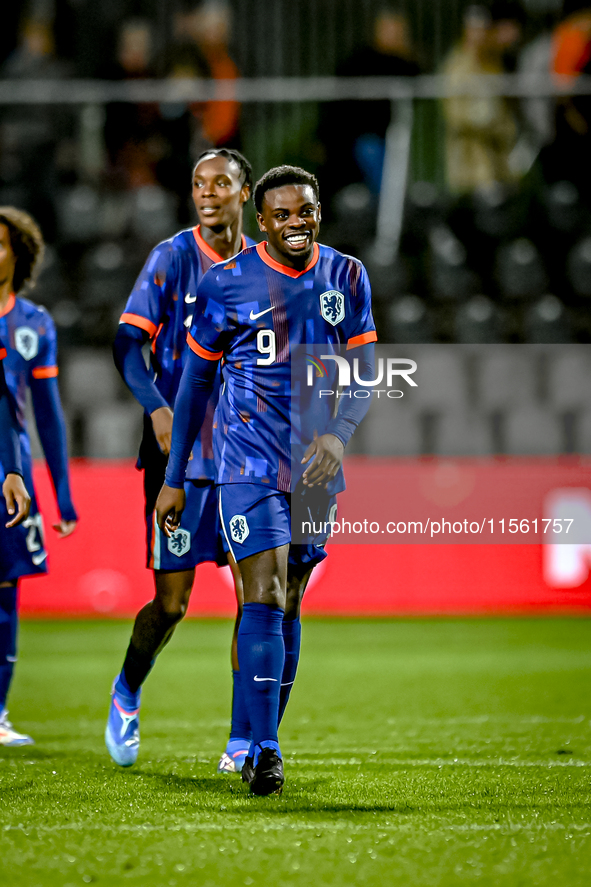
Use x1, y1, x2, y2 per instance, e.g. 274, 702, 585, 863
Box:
1, 0, 591, 351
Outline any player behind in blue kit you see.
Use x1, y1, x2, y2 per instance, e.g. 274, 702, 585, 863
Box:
0, 207, 77, 747
0, 342, 30, 526
106, 149, 257, 771
156, 166, 377, 794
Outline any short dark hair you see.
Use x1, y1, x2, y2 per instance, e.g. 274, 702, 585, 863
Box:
0, 206, 45, 294
253, 165, 319, 214
192, 148, 253, 194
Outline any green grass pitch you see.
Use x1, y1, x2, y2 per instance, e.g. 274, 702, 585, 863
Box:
2, 618, 591, 886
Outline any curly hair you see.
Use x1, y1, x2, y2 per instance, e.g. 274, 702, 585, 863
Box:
192, 148, 253, 194
253, 165, 319, 214
0, 207, 45, 294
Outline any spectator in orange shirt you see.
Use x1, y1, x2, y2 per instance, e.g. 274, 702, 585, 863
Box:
542, 1, 591, 199
174, 1, 241, 148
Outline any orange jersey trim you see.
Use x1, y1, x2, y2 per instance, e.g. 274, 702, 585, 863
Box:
0, 347, 6, 361
192, 225, 248, 264
0, 293, 16, 318
346, 331, 378, 350
256, 241, 319, 278
32, 365, 59, 379
120, 312, 158, 338
187, 332, 223, 361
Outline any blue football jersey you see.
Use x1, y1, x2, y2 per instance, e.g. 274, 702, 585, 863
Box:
120, 225, 256, 480
187, 241, 377, 493
0, 293, 59, 463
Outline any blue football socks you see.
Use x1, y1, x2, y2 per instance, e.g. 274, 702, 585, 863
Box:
278, 615, 301, 726
237, 602, 284, 763
229, 668, 252, 742
0, 586, 18, 710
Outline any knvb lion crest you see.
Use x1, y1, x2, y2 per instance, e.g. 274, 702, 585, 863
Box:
167, 527, 191, 557
14, 327, 39, 361
229, 514, 249, 544
319, 291, 345, 326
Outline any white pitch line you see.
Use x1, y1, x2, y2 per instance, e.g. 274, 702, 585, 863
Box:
287, 757, 591, 767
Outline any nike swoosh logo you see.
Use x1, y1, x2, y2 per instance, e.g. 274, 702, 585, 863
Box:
253, 675, 278, 682
185, 292, 197, 303
118, 712, 137, 738
249, 306, 275, 321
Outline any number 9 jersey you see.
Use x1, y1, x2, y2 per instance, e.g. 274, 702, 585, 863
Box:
186, 241, 377, 494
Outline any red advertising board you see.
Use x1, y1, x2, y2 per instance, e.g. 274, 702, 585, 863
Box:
19, 458, 591, 617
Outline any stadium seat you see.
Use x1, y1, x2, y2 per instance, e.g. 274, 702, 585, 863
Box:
35, 245, 68, 306
503, 405, 564, 454
404, 180, 445, 238
410, 346, 468, 410
81, 242, 135, 306
575, 409, 591, 454
454, 295, 503, 343
61, 349, 122, 409
543, 180, 582, 234
472, 183, 524, 239
566, 236, 591, 297
432, 408, 494, 456
332, 183, 376, 229
547, 348, 591, 409
475, 348, 540, 410
56, 185, 102, 243
130, 185, 178, 244
362, 247, 409, 301
523, 295, 572, 343
428, 224, 479, 299
386, 295, 433, 343
361, 398, 422, 456
84, 403, 143, 458
496, 238, 548, 299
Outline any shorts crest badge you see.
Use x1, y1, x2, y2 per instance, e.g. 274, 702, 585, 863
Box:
319, 291, 345, 326
229, 514, 249, 544
167, 527, 191, 557
14, 327, 39, 361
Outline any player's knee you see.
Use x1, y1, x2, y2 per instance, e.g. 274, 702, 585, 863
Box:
157, 598, 187, 627
259, 580, 285, 610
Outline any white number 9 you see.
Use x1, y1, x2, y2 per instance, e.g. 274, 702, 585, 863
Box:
256, 329, 276, 365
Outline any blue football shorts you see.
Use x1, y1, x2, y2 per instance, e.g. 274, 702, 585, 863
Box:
218, 482, 337, 568
0, 456, 48, 584
145, 474, 225, 571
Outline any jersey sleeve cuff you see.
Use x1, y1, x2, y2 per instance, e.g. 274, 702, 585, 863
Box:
187, 333, 223, 361
32, 366, 59, 379
120, 313, 158, 338
346, 331, 377, 350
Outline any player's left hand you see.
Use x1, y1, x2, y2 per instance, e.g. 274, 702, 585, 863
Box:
52, 519, 77, 538
156, 484, 186, 537
2, 473, 31, 527
301, 433, 344, 488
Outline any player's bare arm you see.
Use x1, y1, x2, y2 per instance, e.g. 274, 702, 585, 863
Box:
2, 473, 31, 527
301, 433, 345, 487
151, 406, 174, 455
155, 484, 186, 536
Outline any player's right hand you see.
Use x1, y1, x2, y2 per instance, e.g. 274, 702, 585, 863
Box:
2, 473, 31, 528
151, 406, 174, 455
156, 484, 186, 537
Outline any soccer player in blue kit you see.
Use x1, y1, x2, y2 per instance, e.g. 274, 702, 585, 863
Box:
0, 343, 30, 527
156, 166, 377, 794
0, 207, 77, 747
106, 149, 257, 772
